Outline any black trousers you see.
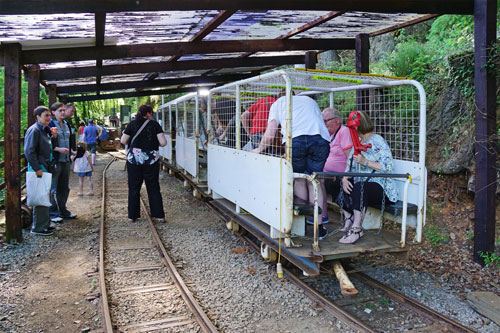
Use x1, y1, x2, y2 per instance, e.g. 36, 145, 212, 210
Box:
127, 161, 165, 219
342, 181, 394, 214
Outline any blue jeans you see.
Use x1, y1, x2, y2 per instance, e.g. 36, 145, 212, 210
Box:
291, 135, 329, 174
49, 162, 71, 218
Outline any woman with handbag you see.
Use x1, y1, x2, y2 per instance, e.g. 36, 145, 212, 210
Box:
24, 106, 56, 236
339, 111, 399, 244
121, 105, 167, 223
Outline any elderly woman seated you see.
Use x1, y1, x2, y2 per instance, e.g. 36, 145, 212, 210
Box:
339, 111, 398, 244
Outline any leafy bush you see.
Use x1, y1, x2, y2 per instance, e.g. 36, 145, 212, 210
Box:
387, 38, 432, 81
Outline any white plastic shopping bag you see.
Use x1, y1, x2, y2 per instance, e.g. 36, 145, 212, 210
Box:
26, 171, 52, 207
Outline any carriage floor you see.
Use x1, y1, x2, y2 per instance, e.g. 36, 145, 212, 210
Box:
213, 198, 408, 276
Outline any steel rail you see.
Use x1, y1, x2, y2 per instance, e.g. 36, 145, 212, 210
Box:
238, 233, 374, 333
99, 157, 117, 333
353, 272, 475, 333
163, 161, 475, 333
201, 198, 374, 332
139, 197, 218, 333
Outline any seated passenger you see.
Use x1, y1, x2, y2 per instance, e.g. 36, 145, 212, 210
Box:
252, 94, 330, 239
339, 111, 398, 244
307, 108, 352, 226
210, 97, 249, 148
241, 91, 284, 150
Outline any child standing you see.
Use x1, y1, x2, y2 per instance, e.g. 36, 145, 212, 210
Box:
73, 142, 94, 196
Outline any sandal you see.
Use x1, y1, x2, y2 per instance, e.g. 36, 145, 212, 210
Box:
77, 192, 83, 196
340, 215, 354, 232
128, 218, 136, 223
87, 192, 94, 196
339, 227, 364, 244
155, 218, 165, 223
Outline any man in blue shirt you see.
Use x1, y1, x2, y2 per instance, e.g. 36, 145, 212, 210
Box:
83, 118, 100, 165
48, 102, 77, 222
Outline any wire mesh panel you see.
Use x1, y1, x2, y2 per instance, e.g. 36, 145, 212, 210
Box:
209, 86, 239, 149
163, 107, 171, 134
176, 103, 185, 137
330, 86, 421, 162
185, 98, 196, 139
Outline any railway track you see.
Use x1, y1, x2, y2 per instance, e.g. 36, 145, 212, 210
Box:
159, 159, 475, 333
98, 157, 218, 332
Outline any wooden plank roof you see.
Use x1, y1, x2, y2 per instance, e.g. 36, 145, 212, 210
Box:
0, 2, 473, 99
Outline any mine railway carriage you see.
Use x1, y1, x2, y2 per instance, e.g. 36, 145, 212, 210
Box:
160, 69, 427, 276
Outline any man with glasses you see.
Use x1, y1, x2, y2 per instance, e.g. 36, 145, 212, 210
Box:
316, 107, 352, 226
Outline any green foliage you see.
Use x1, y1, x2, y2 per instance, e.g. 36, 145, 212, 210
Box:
379, 298, 390, 306
387, 38, 432, 81
466, 231, 474, 240
424, 224, 449, 247
478, 251, 500, 270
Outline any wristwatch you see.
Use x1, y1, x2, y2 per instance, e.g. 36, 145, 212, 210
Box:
364, 160, 369, 167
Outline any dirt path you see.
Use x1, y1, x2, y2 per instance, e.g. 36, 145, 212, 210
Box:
0, 153, 111, 332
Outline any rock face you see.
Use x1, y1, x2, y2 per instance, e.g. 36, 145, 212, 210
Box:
370, 34, 396, 63
427, 85, 475, 175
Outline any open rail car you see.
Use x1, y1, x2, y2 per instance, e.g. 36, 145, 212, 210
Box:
159, 68, 427, 277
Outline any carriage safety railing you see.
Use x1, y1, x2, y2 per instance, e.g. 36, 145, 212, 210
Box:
206, 69, 426, 246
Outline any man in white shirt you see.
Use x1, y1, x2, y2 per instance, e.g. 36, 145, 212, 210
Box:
252, 95, 330, 239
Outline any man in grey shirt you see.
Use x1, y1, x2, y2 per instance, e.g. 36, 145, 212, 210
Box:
48, 102, 77, 222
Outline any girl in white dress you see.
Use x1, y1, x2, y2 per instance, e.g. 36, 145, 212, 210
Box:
73, 142, 94, 196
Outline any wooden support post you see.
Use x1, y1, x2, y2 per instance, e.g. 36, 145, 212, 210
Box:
355, 33, 370, 111
25, 64, 40, 127
48, 84, 57, 106
304, 51, 317, 70
473, 0, 497, 264
3, 43, 22, 243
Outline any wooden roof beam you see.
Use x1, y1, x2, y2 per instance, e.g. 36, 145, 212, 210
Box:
57, 73, 252, 94
95, 12, 106, 94
369, 14, 439, 37
65, 86, 204, 102
168, 9, 236, 63
0, 1, 474, 15
23, 38, 354, 64
41, 55, 305, 81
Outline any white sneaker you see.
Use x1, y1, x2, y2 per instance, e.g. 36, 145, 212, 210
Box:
50, 216, 63, 223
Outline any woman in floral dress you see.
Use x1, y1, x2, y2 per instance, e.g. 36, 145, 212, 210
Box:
339, 111, 398, 244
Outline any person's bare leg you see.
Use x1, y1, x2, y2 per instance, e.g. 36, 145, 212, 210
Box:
78, 177, 84, 195
91, 153, 96, 165
294, 178, 308, 201
87, 176, 93, 195
320, 180, 328, 219
339, 209, 364, 243
306, 180, 326, 220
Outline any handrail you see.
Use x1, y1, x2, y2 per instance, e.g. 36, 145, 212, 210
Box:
314, 171, 411, 179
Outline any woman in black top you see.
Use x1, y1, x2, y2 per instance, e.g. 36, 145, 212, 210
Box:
121, 105, 167, 222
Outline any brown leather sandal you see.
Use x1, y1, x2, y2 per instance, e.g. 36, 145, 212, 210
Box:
339, 227, 364, 244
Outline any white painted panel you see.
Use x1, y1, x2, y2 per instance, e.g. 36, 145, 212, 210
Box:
176, 136, 198, 177
392, 159, 425, 206
159, 135, 173, 162
176, 135, 185, 170
208, 144, 294, 233
166, 135, 173, 162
